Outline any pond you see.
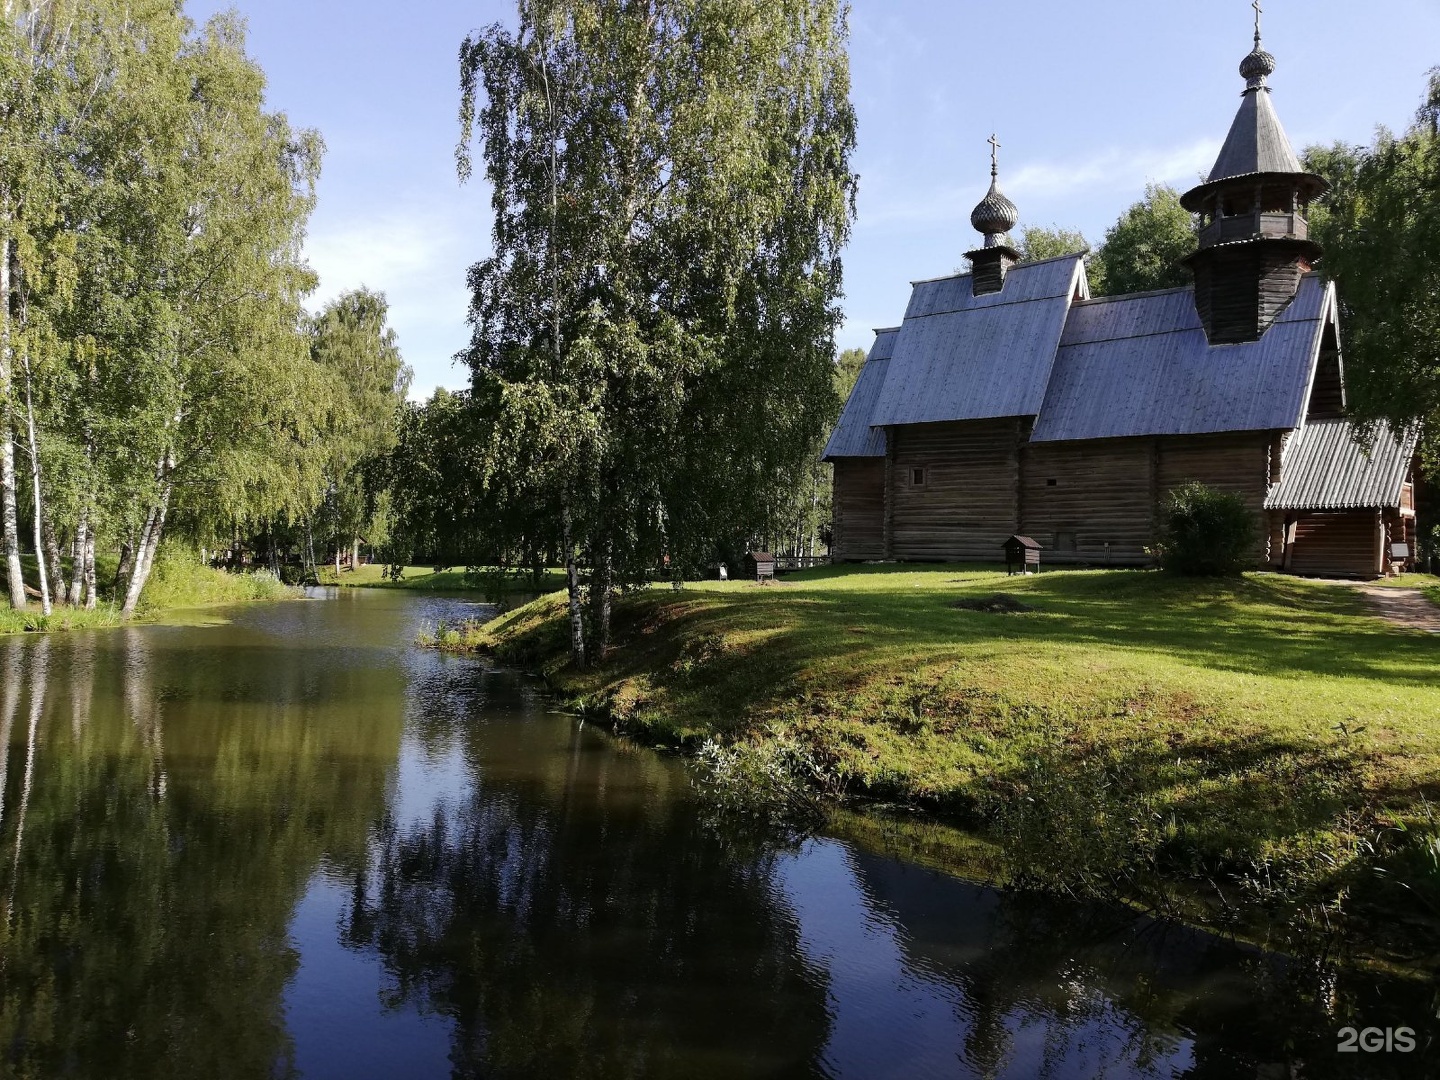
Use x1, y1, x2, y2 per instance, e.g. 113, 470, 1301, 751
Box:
0, 590, 1434, 1078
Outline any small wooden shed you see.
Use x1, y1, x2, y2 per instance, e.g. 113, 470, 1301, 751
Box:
1004, 535, 1042, 575
744, 551, 775, 581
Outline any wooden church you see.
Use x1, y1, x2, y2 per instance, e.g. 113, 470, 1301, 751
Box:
825, 17, 1417, 579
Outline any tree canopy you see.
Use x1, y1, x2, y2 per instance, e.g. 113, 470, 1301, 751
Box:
454, 0, 856, 665
1090, 183, 1195, 297
1305, 69, 1440, 463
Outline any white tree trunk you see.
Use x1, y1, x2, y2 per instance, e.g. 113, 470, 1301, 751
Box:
0, 232, 25, 610
82, 528, 96, 609
561, 498, 585, 670
121, 472, 171, 619
22, 358, 49, 614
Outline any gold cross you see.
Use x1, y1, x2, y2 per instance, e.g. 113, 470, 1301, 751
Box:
987, 133, 1001, 176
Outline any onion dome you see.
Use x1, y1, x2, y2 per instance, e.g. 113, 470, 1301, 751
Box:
971, 134, 1019, 247
1240, 44, 1276, 87
971, 180, 1020, 246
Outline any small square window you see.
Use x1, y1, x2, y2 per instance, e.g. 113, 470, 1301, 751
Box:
910, 467, 926, 487
1046, 478, 1058, 487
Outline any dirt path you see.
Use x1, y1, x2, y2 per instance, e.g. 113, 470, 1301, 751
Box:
1354, 584, 1440, 634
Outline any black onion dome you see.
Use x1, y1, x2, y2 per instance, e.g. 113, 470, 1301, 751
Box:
1240, 45, 1276, 86
971, 180, 1019, 241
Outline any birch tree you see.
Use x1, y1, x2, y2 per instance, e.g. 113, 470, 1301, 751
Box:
457, 0, 856, 664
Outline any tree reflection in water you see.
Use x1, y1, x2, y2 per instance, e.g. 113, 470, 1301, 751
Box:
345, 663, 1439, 1080
0, 595, 1434, 1080
0, 620, 406, 1079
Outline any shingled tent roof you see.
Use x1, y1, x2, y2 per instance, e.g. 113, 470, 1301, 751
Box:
866, 254, 1087, 428
1030, 275, 1332, 443
822, 329, 896, 458
1266, 419, 1417, 511
1208, 85, 1303, 181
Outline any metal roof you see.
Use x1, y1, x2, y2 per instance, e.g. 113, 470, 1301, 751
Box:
823, 331, 895, 459
867, 255, 1085, 427
1029, 275, 1331, 443
1266, 419, 1416, 511
1208, 86, 1302, 182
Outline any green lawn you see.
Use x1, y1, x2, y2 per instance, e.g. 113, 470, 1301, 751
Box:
322, 563, 568, 593
1, 548, 295, 636
469, 564, 1440, 957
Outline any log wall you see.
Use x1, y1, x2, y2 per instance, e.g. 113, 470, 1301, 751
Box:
889, 419, 1021, 561
1286, 511, 1381, 578
831, 458, 886, 562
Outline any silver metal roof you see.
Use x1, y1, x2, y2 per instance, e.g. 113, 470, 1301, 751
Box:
1029, 275, 1330, 443
823, 332, 895, 459
1208, 85, 1302, 182
867, 255, 1085, 427
1265, 418, 1416, 511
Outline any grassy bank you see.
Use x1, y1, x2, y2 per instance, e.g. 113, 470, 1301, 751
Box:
1, 546, 296, 636
321, 564, 568, 593
454, 564, 1440, 962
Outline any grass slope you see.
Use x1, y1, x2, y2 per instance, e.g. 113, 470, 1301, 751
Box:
470, 564, 1440, 957
322, 564, 568, 593
1, 547, 294, 636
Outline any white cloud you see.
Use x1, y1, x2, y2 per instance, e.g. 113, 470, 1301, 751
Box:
303, 187, 492, 397
857, 137, 1221, 231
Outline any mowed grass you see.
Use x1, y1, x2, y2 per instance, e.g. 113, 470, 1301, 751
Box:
476, 564, 1440, 948
323, 563, 568, 593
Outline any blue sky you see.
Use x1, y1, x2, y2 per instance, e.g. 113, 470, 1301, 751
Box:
186, 0, 1440, 397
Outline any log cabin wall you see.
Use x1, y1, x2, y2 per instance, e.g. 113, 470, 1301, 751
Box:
1021, 430, 1273, 565
831, 459, 886, 561
1020, 439, 1153, 564
1286, 511, 1382, 578
889, 419, 1022, 561
1156, 431, 1274, 563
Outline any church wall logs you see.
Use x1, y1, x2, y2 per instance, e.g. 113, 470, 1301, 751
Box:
889, 419, 1022, 561
831, 459, 886, 561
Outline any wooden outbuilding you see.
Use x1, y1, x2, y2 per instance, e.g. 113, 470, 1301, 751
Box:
1004, 535, 1042, 575
744, 552, 775, 581
824, 18, 1416, 580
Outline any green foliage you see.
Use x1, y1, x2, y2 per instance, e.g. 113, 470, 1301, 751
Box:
1304, 70, 1440, 466
453, 0, 857, 657
137, 545, 294, 612
834, 346, 867, 401
1155, 482, 1259, 577
0, 2, 333, 616
1091, 183, 1196, 297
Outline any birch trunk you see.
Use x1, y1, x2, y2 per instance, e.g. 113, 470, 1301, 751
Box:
561, 498, 586, 670
0, 232, 25, 610
121, 467, 171, 618
67, 511, 86, 604
21, 360, 49, 613
82, 528, 96, 609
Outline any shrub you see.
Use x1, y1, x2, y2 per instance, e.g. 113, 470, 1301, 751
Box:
1155, 482, 1258, 576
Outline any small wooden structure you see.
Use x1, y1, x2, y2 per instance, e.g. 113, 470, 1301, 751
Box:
1004, 535, 1042, 575
745, 551, 775, 582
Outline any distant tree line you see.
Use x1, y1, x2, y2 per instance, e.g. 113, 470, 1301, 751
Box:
0, 3, 409, 615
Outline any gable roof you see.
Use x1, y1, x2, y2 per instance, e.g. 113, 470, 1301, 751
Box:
866, 254, 1086, 428
822, 329, 896, 458
1029, 275, 1331, 443
1265, 418, 1416, 511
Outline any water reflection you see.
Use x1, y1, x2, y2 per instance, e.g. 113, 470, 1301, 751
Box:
0, 593, 1435, 1079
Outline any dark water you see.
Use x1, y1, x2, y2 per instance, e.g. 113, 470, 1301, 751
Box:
0, 590, 1435, 1079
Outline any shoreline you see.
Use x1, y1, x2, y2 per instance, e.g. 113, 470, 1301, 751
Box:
427, 564, 1440, 973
